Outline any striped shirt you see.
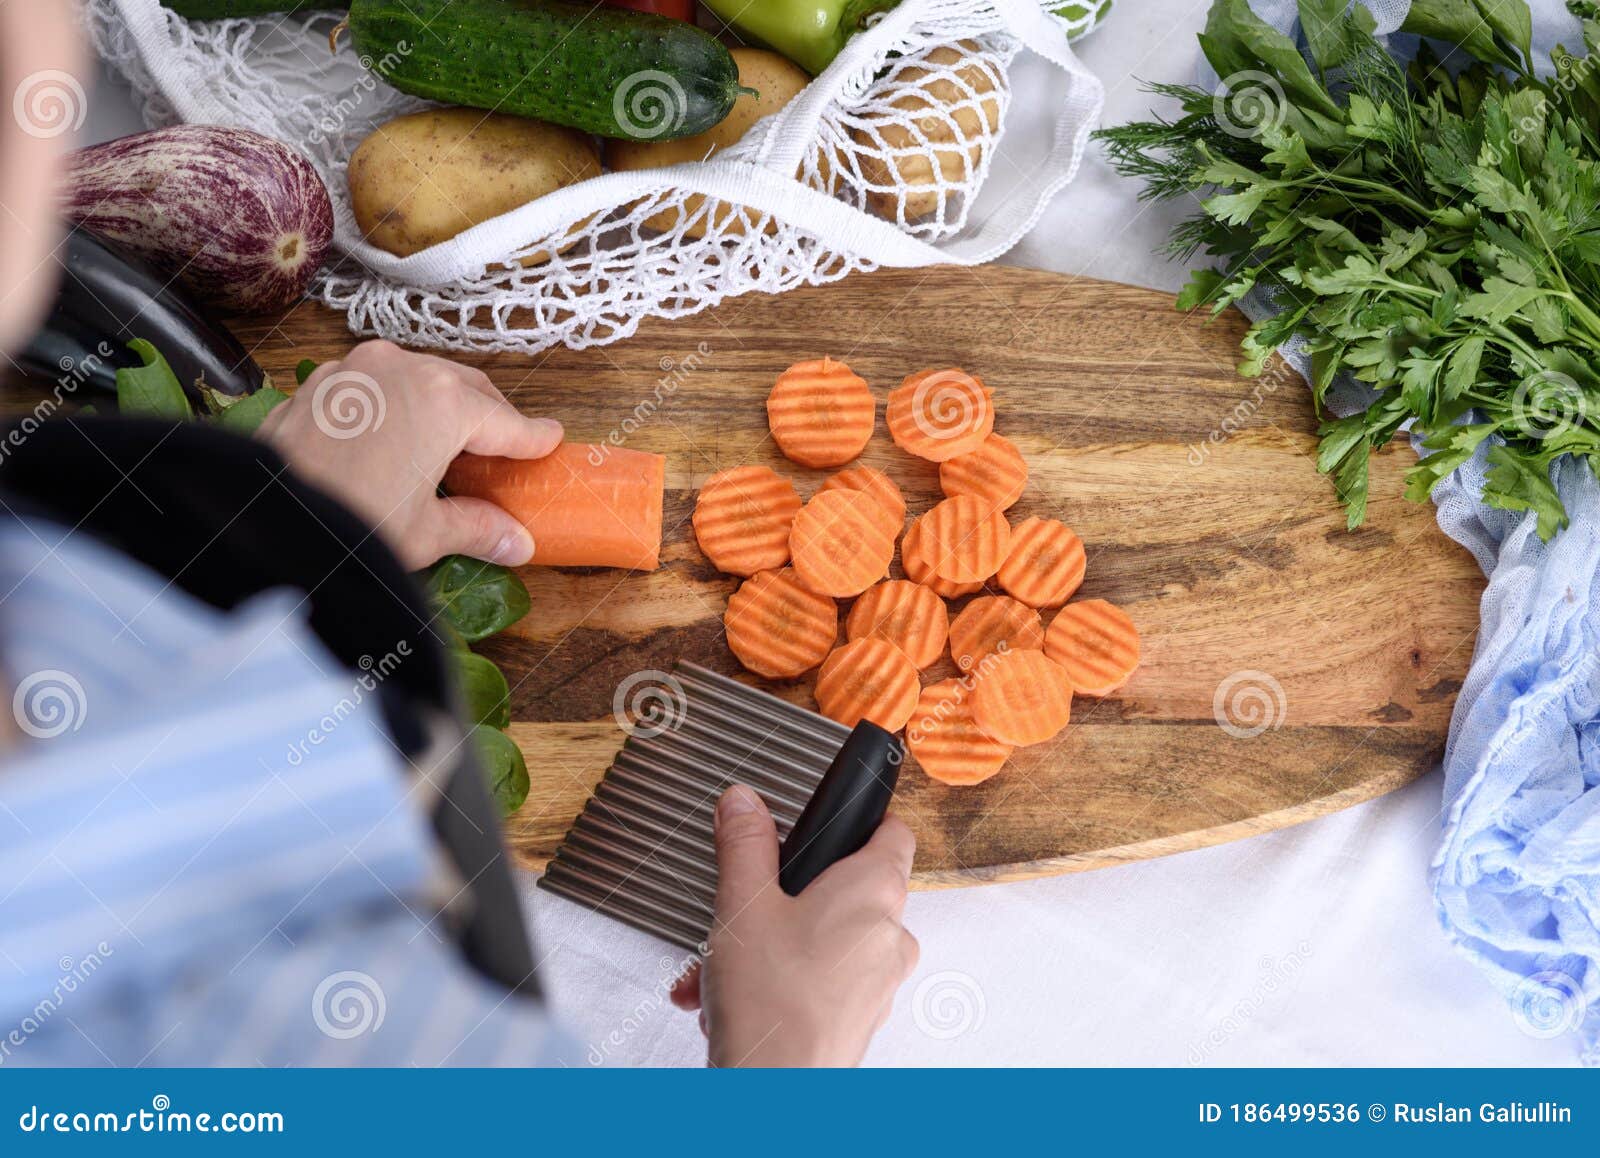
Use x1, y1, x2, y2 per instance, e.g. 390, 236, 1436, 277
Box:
0, 517, 572, 1066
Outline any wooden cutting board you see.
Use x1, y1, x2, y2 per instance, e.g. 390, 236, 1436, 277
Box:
226, 266, 1482, 887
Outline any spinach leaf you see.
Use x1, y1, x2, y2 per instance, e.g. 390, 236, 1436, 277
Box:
215, 387, 291, 434
452, 649, 511, 729
471, 725, 529, 818
116, 339, 193, 421
424, 555, 531, 643
295, 359, 319, 385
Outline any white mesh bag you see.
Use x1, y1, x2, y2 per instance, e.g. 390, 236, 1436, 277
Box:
85, 0, 1106, 353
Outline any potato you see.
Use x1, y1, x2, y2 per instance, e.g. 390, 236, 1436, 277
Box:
348, 108, 601, 265
606, 48, 810, 239
851, 43, 1004, 222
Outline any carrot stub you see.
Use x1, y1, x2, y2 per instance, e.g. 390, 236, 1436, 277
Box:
692, 465, 802, 576
900, 517, 984, 598
995, 516, 1086, 608
846, 579, 950, 670
886, 368, 995, 462
723, 568, 838, 679
817, 465, 906, 530
814, 637, 920, 731
947, 595, 1044, 671
911, 495, 1011, 584
444, 444, 664, 571
939, 433, 1028, 513
1044, 598, 1141, 696
788, 488, 897, 598
908, 679, 1014, 786
971, 649, 1074, 746
766, 357, 876, 468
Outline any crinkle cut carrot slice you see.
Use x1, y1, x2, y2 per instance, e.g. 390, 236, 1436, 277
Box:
817, 466, 906, 529
915, 495, 1011, 584
908, 679, 1014, 786
1044, 598, 1141, 696
846, 579, 949, 669
723, 568, 838, 679
814, 637, 920, 731
692, 465, 802, 576
900, 517, 984, 599
766, 357, 876, 468
789, 488, 897, 598
886, 368, 995, 462
970, 649, 1074, 746
995, 516, 1085, 608
939, 433, 1028, 513
947, 595, 1043, 671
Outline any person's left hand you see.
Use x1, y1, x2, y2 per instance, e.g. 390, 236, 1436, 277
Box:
258, 340, 562, 571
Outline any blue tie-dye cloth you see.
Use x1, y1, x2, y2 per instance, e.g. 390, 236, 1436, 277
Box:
1200, 0, 1600, 1061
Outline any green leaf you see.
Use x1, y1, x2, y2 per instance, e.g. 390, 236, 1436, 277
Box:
1405, 422, 1496, 500
214, 387, 290, 435
1402, 0, 1522, 69
1443, 336, 1486, 400
1460, 277, 1544, 323
452, 649, 511, 729
1221, 0, 1341, 117
1204, 185, 1275, 227
1476, 0, 1533, 62
1331, 437, 1371, 529
471, 725, 529, 818
1525, 296, 1569, 343
1298, 0, 1361, 69
1481, 443, 1569, 538
1316, 413, 1370, 475
423, 555, 531, 643
1175, 267, 1228, 312
115, 339, 193, 421
295, 358, 319, 385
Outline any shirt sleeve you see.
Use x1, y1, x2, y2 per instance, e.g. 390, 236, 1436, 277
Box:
0, 525, 573, 1067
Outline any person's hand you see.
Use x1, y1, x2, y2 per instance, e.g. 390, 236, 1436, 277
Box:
258, 340, 561, 571
671, 785, 919, 1067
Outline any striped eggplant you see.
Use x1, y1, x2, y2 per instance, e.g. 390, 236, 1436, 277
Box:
62, 125, 334, 315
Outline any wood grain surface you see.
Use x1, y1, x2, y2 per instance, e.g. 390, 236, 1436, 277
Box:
50, 265, 1490, 886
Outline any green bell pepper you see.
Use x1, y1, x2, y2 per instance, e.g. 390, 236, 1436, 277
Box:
701, 0, 1111, 76
698, 0, 899, 75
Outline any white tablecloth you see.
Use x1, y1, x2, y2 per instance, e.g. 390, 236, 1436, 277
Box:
85, 1, 1581, 1064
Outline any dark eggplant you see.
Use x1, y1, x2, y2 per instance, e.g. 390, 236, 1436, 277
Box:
16, 226, 267, 407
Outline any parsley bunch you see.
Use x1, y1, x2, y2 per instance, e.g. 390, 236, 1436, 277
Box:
1099, 0, 1600, 538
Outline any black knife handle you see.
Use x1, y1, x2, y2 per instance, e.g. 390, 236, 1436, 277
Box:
777, 721, 901, 895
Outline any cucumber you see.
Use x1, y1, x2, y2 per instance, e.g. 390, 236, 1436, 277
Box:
162, 0, 344, 15
349, 0, 744, 142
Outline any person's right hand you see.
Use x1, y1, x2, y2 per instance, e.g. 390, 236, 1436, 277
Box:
670, 785, 919, 1067
257, 340, 562, 571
